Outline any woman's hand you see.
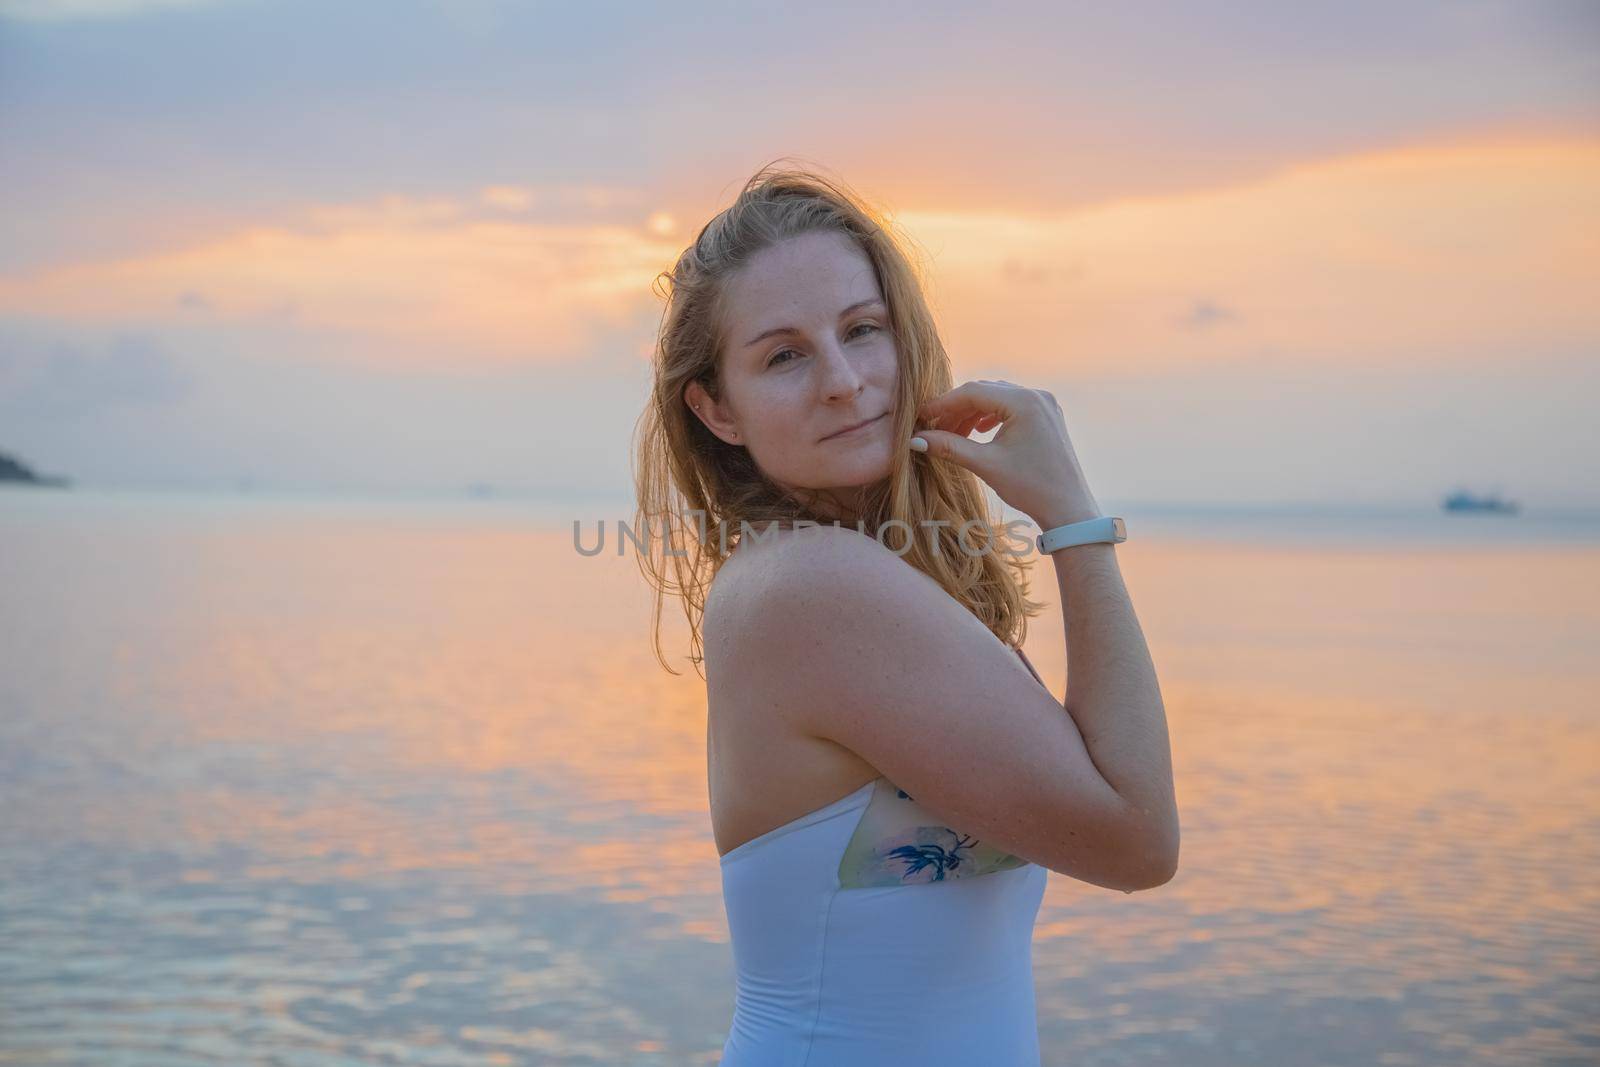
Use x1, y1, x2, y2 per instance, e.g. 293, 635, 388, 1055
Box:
911, 379, 1104, 529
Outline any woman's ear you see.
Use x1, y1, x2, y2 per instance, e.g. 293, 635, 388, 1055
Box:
683, 379, 742, 446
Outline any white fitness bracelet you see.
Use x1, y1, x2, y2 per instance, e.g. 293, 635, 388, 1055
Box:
1035, 516, 1127, 555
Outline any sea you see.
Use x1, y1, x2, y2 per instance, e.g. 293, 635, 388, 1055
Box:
2, 486, 1596, 1065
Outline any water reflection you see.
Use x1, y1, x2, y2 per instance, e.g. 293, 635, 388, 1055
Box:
0, 489, 1595, 1064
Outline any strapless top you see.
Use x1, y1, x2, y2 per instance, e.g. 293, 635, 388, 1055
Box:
719, 768, 1047, 1064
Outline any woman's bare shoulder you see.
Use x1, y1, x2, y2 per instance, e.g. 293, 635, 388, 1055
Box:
702, 524, 924, 716
712, 523, 910, 608
711, 522, 975, 699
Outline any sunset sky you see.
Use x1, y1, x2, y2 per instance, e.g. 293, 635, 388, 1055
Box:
1, 0, 1596, 507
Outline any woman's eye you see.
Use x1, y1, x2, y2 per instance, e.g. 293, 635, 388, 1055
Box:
767, 324, 879, 368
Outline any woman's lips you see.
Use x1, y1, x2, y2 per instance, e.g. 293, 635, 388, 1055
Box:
822, 412, 888, 441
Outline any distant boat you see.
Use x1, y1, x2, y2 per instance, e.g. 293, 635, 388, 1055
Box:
1441, 488, 1519, 514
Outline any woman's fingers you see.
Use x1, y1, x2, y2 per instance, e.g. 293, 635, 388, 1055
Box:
908, 428, 991, 474
911, 378, 1100, 527
917, 380, 1024, 428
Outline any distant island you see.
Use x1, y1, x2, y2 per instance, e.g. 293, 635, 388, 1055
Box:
0, 450, 71, 488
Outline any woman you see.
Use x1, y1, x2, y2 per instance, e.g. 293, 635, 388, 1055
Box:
633, 162, 1178, 1064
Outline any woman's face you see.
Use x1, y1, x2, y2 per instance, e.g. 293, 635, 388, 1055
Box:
685, 230, 900, 516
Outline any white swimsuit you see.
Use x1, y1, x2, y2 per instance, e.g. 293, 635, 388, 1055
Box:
718, 772, 1050, 1065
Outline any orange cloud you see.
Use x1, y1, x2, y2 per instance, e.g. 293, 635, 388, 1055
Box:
894, 134, 1600, 377
0, 136, 1592, 375
0, 190, 682, 366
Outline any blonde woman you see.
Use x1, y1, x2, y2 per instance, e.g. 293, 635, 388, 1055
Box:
633, 162, 1178, 1065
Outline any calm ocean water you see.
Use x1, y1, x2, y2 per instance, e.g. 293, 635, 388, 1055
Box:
2, 486, 1596, 1066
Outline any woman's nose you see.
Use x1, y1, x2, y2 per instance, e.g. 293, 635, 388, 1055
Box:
817, 341, 864, 401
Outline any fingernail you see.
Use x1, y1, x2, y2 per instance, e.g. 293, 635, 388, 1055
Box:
909, 436, 928, 452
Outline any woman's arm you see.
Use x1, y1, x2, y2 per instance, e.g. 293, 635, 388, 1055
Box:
914, 381, 1180, 883
734, 524, 1175, 893
1043, 533, 1178, 883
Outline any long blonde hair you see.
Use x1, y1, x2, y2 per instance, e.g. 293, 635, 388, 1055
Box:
632, 160, 1045, 676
